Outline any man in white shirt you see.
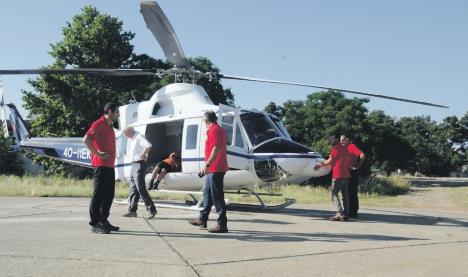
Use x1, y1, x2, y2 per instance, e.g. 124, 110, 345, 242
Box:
122, 127, 157, 219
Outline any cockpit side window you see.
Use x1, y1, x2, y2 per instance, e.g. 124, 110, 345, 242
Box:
240, 112, 282, 147
269, 115, 291, 139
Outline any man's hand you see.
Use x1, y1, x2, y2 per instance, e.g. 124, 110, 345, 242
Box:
139, 154, 148, 161
97, 151, 110, 160
314, 163, 322, 171
199, 164, 209, 177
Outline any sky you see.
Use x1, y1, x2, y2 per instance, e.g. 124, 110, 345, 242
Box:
1, 0, 467, 122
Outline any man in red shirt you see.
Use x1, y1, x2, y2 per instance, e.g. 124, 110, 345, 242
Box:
341, 134, 366, 218
314, 135, 351, 221
189, 111, 229, 233
83, 102, 120, 234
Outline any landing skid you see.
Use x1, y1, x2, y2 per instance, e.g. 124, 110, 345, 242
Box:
225, 190, 296, 211
114, 189, 296, 211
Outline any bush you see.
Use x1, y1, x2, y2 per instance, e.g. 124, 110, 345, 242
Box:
359, 176, 409, 195
0, 137, 23, 175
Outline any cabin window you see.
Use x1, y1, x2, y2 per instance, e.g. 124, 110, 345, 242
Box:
185, 124, 198, 150
221, 114, 234, 146
235, 124, 244, 148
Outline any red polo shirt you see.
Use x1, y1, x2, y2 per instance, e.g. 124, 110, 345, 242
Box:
330, 144, 350, 179
85, 115, 116, 168
347, 143, 363, 167
205, 123, 228, 173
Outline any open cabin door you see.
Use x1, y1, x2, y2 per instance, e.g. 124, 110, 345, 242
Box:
182, 117, 202, 173
218, 104, 249, 170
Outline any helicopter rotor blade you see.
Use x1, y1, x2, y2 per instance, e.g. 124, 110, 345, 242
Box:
140, 1, 189, 68
219, 74, 449, 109
0, 68, 156, 76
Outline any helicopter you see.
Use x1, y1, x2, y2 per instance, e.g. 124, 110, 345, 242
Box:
0, 1, 447, 210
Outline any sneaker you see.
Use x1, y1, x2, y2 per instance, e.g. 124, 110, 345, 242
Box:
102, 220, 120, 231
123, 211, 137, 217
188, 218, 207, 228
91, 223, 111, 234
208, 225, 228, 233
147, 210, 157, 219
329, 214, 343, 221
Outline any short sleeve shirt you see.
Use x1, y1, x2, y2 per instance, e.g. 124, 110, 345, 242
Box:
127, 132, 152, 162
347, 143, 363, 167
330, 144, 350, 179
205, 123, 228, 173
85, 116, 116, 168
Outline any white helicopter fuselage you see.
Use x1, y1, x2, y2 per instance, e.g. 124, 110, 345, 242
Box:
4, 82, 330, 192
114, 82, 330, 191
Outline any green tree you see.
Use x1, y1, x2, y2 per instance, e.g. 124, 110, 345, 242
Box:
398, 116, 457, 176
367, 110, 414, 175
264, 101, 284, 118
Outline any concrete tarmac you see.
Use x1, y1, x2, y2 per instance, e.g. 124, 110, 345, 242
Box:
0, 197, 467, 277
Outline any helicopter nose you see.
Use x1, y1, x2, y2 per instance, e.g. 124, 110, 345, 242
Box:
274, 156, 330, 177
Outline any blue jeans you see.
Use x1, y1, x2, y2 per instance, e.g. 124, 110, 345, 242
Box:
199, 173, 227, 228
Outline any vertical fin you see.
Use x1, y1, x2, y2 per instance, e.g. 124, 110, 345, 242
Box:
6, 103, 29, 143
0, 79, 9, 138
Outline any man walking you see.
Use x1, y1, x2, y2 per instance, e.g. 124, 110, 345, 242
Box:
83, 102, 120, 234
341, 134, 366, 218
122, 127, 157, 219
315, 134, 351, 221
189, 111, 229, 233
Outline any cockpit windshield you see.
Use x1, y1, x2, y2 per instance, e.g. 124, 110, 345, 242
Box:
240, 112, 282, 147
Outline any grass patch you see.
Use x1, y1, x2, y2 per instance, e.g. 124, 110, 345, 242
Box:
0, 175, 126, 198
0, 175, 409, 207
449, 186, 468, 209
359, 176, 410, 195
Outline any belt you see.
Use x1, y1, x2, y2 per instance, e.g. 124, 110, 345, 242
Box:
132, 160, 145, 164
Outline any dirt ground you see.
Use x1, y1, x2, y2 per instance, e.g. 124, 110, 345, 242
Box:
394, 177, 468, 213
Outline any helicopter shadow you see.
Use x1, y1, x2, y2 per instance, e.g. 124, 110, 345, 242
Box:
268, 207, 468, 228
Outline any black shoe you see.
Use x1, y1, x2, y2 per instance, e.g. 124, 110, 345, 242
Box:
102, 220, 120, 231
147, 210, 157, 219
349, 213, 358, 218
91, 223, 111, 234
123, 211, 137, 217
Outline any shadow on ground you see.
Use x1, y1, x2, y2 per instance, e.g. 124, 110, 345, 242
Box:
111, 228, 425, 243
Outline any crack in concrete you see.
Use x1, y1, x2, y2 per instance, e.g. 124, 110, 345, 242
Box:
193, 240, 468, 267
144, 218, 202, 277
0, 211, 58, 219
0, 253, 185, 267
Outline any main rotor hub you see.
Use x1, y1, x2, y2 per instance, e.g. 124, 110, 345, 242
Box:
155, 66, 217, 84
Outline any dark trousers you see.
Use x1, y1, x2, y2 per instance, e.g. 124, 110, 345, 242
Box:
129, 162, 156, 213
348, 170, 360, 216
199, 173, 227, 228
89, 166, 115, 226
